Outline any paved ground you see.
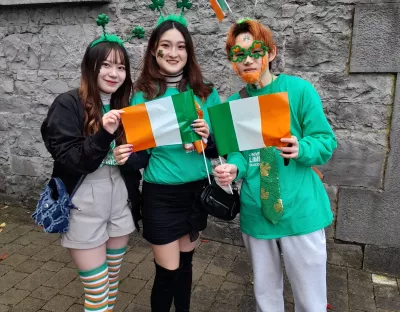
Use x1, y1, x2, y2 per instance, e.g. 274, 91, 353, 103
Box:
0, 205, 399, 312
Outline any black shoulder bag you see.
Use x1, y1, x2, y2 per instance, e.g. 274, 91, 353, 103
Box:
200, 88, 253, 221
200, 175, 240, 221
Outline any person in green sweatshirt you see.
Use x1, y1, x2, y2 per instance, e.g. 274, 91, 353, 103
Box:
114, 18, 220, 311
214, 18, 337, 312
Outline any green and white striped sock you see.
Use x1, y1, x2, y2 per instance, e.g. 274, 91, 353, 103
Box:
79, 262, 109, 312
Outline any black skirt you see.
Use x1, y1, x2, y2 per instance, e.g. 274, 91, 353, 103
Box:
142, 179, 208, 245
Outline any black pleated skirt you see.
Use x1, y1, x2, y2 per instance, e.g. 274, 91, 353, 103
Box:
142, 179, 208, 245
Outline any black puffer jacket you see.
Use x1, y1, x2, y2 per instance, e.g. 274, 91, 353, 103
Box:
41, 89, 149, 229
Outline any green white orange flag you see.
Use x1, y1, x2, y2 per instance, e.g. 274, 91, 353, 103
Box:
207, 92, 291, 155
121, 90, 201, 152
209, 0, 231, 22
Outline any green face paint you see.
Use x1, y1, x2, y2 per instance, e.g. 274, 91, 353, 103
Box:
243, 35, 251, 41
230, 40, 268, 63
157, 49, 164, 58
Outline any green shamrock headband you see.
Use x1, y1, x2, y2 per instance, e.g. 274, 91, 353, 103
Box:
230, 40, 268, 63
237, 17, 254, 24
149, 0, 192, 28
90, 14, 145, 48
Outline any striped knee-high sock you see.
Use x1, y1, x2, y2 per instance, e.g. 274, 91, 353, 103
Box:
79, 262, 109, 312
106, 247, 126, 310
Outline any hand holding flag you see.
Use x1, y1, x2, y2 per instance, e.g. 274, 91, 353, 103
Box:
103, 110, 124, 135
214, 163, 238, 186
113, 144, 133, 165
276, 137, 299, 159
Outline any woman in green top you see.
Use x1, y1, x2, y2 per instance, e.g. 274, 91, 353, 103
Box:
115, 20, 220, 311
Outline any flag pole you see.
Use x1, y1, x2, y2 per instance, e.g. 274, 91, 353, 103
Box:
253, 0, 258, 17
218, 156, 234, 194
201, 140, 212, 185
226, 0, 233, 13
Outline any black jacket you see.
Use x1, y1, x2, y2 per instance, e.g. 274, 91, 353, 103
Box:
41, 89, 149, 229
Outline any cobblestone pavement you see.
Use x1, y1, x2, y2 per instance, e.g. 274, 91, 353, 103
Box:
0, 205, 399, 312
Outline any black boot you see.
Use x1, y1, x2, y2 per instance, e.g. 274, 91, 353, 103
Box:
151, 261, 179, 312
173, 250, 195, 312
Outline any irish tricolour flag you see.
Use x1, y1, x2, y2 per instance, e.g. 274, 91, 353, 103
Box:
208, 92, 291, 155
209, 0, 231, 22
121, 90, 200, 152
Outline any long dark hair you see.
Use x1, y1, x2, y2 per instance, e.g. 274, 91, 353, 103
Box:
79, 40, 132, 144
134, 21, 213, 101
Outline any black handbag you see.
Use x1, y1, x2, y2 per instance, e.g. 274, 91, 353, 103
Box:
200, 177, 240, 221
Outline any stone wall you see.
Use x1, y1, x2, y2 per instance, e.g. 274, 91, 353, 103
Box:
0, 0, 399, 275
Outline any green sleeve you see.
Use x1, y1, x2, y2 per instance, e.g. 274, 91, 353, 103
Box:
296, 83, 337, 166
129, 91, 145, 106
227, 152, 247, 181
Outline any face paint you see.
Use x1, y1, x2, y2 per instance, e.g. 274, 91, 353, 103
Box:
156, 28, 188, 75
157, 49, 164, 58
229, 40, 268, 63
243, 34, 251, 41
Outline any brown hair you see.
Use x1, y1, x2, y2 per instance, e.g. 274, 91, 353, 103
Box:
79, 41, 132, 144
134, 20, 213, 101
226, 20, 276, 60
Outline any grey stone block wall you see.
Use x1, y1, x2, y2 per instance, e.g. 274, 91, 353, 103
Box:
0, 0, 399, 275
350, 3, 400, 73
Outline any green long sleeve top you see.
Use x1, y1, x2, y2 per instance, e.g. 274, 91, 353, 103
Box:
227, 74, 337, 239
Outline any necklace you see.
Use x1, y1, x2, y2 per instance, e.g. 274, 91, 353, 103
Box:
254, 72, 275, 89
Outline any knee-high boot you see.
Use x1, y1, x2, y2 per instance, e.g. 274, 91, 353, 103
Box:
151, 261, 179, 312
173, 250, 194, 312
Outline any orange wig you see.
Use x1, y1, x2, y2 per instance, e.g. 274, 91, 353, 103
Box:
225, 19, 276, 61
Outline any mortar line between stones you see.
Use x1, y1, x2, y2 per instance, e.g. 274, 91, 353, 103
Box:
345, 4, 356, 74
381, 74, 398, 192
346, 267, 350, 312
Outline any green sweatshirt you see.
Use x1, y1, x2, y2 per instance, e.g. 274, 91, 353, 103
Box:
228, 74, 337, 239
130, 87, 220, 184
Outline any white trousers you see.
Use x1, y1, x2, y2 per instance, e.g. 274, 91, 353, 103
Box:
242, 229, 327, 312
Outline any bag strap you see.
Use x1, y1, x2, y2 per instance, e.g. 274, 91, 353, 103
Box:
312, 166, 324, 180
70, 174, 87, 199
239, 87, 250, 99
52, 178, 67, 198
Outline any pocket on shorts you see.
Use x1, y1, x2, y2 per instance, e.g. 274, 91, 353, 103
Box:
71, 183, 95, 213
66, 184, 99, 244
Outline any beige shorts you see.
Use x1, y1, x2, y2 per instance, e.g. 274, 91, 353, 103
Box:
61, 166, 135, 249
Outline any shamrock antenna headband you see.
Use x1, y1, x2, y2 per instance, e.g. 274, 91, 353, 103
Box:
90, 14, 145, 48
149, 0, 165, 16
149, 0, 193, 27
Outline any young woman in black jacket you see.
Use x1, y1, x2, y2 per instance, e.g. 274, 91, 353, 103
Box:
41, 38, 148, 311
